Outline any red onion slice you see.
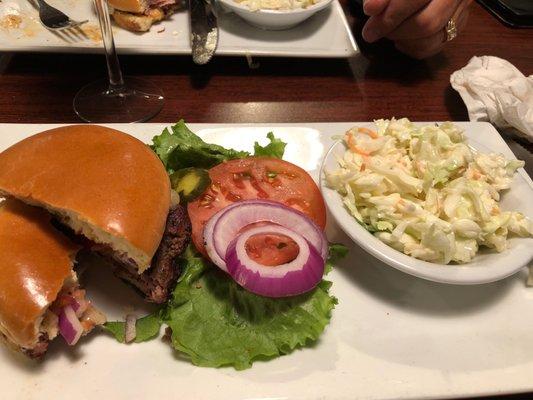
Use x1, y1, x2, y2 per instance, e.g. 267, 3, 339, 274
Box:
70, 298, 80, 313
203, 207, 233, 270
225, 225, 324, 298
125, 314, 137, 343
203, 199, 276, 270
58, 305, 84, 346
204, 199, 327, 272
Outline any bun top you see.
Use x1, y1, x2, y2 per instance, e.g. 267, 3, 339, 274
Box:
0, 125, 171, 272
108, 0, 149, 13
0, 200, 79, 349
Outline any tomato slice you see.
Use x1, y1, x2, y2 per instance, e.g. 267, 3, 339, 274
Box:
245, 234, 300, 266
187, 157, 326, 256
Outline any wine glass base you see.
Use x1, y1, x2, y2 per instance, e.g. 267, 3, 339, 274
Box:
73, 77, 164, 123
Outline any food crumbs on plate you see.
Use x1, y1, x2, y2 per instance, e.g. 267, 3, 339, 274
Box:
0, 14, 22, 30
0, 11, 39, 38
162, 327, 172, 343
172, 30, 179, 36
157, 27, 165, 33
80, 24, 102, 43
23, 28, 36, 37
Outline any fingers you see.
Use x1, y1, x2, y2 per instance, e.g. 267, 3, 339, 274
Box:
362, 0, 431, 43
394, 6, 469, 59
363, 0, 389, 16
387, 0, 462, 41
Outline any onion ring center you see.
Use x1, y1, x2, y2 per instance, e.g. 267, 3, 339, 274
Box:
244, 233, 300, 267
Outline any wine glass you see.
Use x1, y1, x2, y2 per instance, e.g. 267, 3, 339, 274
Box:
73, 0, 164, 123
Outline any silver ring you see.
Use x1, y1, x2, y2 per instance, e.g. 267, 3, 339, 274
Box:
445, 17, 458, 42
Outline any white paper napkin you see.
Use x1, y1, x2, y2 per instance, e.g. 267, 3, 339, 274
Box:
450, 56, 533, 141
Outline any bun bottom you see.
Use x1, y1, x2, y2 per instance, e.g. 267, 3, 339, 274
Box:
112, 5, 180, 32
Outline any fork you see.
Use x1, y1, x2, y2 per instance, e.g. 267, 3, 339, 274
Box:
35, 0, 88, 30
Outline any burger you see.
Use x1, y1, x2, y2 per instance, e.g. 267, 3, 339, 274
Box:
108, 0, 183, 32
0, 125, 191, 304
0, 199, 105, 358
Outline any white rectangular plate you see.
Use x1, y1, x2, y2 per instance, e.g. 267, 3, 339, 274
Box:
1, 122, 532, 400
0, 0, 357, 57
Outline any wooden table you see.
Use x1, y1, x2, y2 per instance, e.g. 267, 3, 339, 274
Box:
1, 2, 533, 399
0, 1, 531, 125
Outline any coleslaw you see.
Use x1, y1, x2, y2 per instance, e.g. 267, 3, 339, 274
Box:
326, 118, 532, 264
235, 0, 322, 11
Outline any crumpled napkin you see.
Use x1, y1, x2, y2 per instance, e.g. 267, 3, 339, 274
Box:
450, 56, 533, 141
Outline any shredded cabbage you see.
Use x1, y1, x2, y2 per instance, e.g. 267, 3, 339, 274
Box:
235, 0, 322, 11
326, 118, 532, 264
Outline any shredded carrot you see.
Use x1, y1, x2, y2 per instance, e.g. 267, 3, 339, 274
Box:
346, 133, 370, 156
472, 169, 481, 180
357, 127, 379, 139
360, 163, 366, 172
346, 132, 355, 148
353, 146, 370, 156
491, 206, 500, 215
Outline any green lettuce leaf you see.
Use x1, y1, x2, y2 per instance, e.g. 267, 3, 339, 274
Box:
103, 244, 347, 370
164, 272, 336, 370
324, 243, 348, 274
151, 120, 249, 172
160, 245, 339, 370
253, 132, 286, 159
103, 311, 162, 343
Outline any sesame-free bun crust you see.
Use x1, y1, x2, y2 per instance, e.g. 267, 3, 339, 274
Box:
0, 199, 79, 349
109, 0, 149, 13
0, 125, 171, 272
112, 8, 165, 32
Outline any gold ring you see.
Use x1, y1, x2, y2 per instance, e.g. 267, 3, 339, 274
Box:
445, 17, 458, 42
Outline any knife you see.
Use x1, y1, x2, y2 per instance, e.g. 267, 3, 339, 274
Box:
189, 0, 219, 65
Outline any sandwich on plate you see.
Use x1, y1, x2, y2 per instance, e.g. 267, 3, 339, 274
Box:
108, 0, 183, 32
0, 125, 191, 304
0, 199, 105, 358
0, 121, 346, 369
104, 121, 347, 370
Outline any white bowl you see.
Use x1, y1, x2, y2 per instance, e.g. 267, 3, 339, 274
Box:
217, 0, 333, 30
320, 140, 533, 285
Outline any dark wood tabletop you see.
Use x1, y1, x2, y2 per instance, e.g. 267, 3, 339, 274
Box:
1, 2, 533, 399
0, 1, 531, 125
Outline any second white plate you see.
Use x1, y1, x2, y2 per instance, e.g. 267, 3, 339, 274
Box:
0, 0, 357, 57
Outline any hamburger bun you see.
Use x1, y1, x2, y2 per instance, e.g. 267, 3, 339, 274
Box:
108, 0, 182, 32
0, 125, 171, 273
112, 8, 166, 32
0, 199, 79, 351
109, 0, 149, 13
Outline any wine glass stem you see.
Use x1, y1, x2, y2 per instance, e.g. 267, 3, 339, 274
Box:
93, 0, 124, 90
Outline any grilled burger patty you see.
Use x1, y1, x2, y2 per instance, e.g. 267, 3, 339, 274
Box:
112, 205, 192, 303
52, 205, 191, 304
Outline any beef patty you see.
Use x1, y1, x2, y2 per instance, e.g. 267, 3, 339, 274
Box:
112, 205, 192, 303
53, 205, 191, 304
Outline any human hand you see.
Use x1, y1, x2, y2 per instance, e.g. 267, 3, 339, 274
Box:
361, 0, 472, 59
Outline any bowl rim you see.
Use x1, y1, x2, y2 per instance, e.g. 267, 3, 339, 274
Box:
218, 0, 333, 15
319, 139, 533, 285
